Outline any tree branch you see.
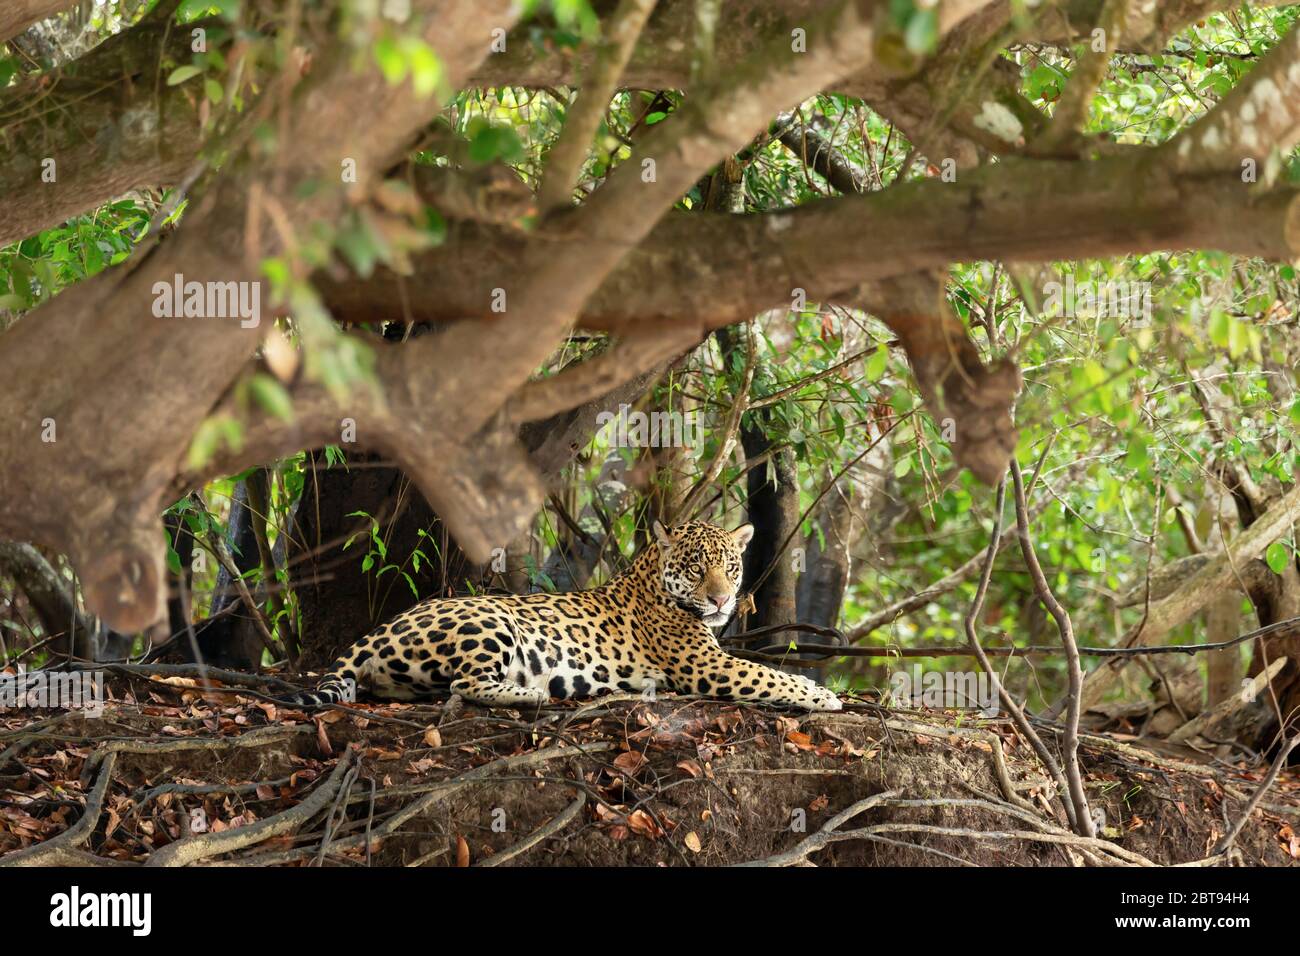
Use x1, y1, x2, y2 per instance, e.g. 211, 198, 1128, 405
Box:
535, 0, 659, 214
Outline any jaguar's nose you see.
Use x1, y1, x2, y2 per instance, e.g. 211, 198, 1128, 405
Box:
708, 594, 729, 610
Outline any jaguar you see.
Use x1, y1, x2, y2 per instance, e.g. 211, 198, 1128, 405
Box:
282, 520, 841, 712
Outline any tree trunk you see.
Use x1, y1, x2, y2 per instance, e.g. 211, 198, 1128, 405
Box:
288, 453, 480, 672
739, 419, 800, 631
1204, 594, 1242, 708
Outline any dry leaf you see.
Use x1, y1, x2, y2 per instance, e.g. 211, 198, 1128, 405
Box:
683, 831, 702, 853
785, 731, 813, 750
455, 835, 470, 867
613, 751, 647, 775
626, 809, 663, 839
423, 727, 442, 748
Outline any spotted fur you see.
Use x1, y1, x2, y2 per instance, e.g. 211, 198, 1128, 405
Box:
282, 521, 841, 712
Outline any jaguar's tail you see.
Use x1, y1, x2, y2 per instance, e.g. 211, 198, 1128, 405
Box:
274, 659, 358, 707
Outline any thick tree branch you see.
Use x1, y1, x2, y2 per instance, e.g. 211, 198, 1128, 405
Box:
319, 159, 1300, 335
0, 10, 214, 248
1032, 0, 1127, 155
0, 0, 520, 631
1163, 22, 1300, 173
0, 0, 74, 45
0, 541, 95, 659
507, 320, 704, 426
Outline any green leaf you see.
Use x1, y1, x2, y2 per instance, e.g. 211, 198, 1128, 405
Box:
204, 77, 224, 103
373, 36, 407, 85
1124, 434, 1148, 472
864, 344, 889, 381
167, 65, 204, 86
404, 39, 443, 97
248, 373, 294, 422
902, 8, 938, 55
1265, 541, 1290, 575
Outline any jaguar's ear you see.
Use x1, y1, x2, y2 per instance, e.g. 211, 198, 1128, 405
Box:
653, 520, 674, 550
731, 524, 755, 550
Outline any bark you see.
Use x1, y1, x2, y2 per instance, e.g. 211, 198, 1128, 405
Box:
4, 0, 1300, 639
797, 436, 890, 633
4, 0, 1289, 255
322, 162, 1300, 336
738, 419, 800, 631
1205, 593, 1242, 709
0, 10, 210, 247
0, 0, 520, 632
0, 0, 74, 45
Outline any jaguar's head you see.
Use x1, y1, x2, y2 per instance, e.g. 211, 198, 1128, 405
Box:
653, 520, 754, 627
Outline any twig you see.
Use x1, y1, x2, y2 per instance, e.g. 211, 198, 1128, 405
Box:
1011, 460, 1094, 837
964, 475, 1078, 832
147, 745, 359, 866
1213, 731, 1300, 855
476, 789, 587, 866
733, 790, 900, 867
0, 752, 118, 867
734, 616, 1300, 661
679, 322, 755, 520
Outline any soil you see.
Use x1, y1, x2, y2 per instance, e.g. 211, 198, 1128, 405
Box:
1, 671, 1297, 867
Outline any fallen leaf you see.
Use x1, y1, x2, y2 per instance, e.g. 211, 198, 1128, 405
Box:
423, 726, 442, 748
683, 831, 702, 853
785, 730, 813, 750
626, 809, 663, 839
613, 751, 647, 775
455, 835, 470, 867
